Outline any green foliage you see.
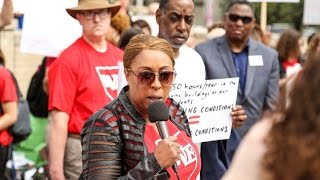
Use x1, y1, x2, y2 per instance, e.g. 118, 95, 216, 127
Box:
254, 0, 304, 30
219, 0, 232, 13
219, 0, 304, 30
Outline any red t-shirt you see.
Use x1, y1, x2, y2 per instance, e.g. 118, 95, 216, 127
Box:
282, 58, 301, 76
144, 121, 201, 179
282, 58, 299, 69
0, 67, 18, 146
48, 37, 123, 134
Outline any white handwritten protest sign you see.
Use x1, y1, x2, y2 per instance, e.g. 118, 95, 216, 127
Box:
170, 78, 239, 143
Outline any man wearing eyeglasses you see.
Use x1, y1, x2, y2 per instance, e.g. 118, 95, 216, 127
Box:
47, 0, 124, 179
195, 1, 279, 179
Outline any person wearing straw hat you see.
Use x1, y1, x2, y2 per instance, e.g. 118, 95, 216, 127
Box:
47, 0, 123, 179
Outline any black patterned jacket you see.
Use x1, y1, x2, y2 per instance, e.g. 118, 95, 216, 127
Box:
80, 86, 191, 180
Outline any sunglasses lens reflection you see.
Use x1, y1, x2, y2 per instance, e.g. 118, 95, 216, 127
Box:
138, 71, 175, 86
229, 14, 252, 24
229, 14, 238, 22
242, 17, 253, 24
138, 71, 154, 84
159, 72, 174, 83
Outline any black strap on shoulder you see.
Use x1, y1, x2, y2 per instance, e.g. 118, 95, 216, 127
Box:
8, 71, 23, 99
39, 57, 47, 78
0, 71, 22, 114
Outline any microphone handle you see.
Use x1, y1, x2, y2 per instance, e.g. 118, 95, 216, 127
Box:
172, 163, 179, 174
156, 121, 170, 139
155, 121, 179, 176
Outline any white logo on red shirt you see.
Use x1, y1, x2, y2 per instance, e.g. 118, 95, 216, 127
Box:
154, 131, 197, 167
177, 144, 197, 166
96, 66, 119, 100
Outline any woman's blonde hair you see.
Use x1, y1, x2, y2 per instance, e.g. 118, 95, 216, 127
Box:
123, 34, 175, 68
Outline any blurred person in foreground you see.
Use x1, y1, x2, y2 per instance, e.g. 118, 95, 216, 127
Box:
81, 34, 201, 179
0, 0, 13, 29
222, 53, 320, 180
0, 49, 17, 178
195, 1, 279, 179
47, 0, 123, 179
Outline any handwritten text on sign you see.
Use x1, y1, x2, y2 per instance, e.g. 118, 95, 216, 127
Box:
170, 78, 239, 143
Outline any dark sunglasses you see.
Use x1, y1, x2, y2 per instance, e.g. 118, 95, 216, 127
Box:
228, 13, 253, 24
127, 69, 176, 86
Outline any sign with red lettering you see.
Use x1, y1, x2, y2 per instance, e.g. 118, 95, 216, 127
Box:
170, 78, 239, 143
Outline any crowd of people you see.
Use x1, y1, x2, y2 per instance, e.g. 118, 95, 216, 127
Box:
1, 0, 320, 179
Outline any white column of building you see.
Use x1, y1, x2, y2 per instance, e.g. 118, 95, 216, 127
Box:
135, 0, 144, 7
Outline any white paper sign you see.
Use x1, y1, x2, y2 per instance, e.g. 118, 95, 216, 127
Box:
170, 78, 239, 143
19, 0, 82, 57
248, 0, 299, 2
303, 0, 320, 25
0, 0, 27, 13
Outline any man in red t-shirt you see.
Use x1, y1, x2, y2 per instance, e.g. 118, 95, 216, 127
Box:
47, 0, 123, 179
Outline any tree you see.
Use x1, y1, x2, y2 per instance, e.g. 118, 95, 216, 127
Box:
254, 0, 304, 30
219, 0, 304, 30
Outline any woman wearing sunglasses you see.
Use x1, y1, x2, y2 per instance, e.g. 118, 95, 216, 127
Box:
80, 34, 201, 179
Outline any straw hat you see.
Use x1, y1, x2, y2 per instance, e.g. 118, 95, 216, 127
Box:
66, 0, 121, 19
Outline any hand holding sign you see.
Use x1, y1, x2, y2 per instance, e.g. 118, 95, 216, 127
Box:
231, 105, 247, 128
